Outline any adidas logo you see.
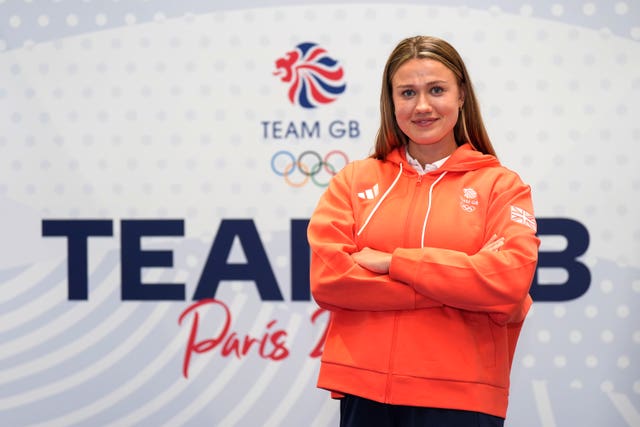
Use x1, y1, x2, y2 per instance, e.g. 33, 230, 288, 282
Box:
357, 184, 379, 200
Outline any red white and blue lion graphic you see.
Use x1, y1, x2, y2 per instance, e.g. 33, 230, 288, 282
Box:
273, 42, 346, 109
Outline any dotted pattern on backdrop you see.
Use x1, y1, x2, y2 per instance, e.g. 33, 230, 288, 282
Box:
0, 3, 639, 427
0, 0, 639, 51
2, 5, 638, 266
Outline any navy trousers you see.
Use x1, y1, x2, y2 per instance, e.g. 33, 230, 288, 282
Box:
339, 395, 504, 427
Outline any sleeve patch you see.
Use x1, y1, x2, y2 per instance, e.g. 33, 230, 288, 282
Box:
510, 205, 537, 231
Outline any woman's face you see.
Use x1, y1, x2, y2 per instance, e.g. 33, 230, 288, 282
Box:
391, 58, 463, 151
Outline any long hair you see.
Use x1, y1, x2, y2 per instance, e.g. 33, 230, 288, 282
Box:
372, 35, 496, 159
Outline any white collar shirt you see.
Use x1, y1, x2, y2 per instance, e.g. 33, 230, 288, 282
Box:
405, 146, 451, 175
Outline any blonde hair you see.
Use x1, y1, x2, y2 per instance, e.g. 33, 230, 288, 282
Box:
373, 35, 496, 159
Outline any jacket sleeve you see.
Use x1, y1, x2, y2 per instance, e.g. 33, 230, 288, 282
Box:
308, 163, 443, 312
388, 171, 540, 324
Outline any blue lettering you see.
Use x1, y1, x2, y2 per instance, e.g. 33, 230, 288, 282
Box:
328, 120, 345, 138
42, 219, 113, 300
260, 121, 271, 139
348, 120, 360, 138
301, 121, 320, 138
531, 218, 590, 301
42, 217, 591, 303
261, 120, 321, 139
194, 219, 283, 301
291, 219, 310, 301
121, 219, 185, 300
285, 122, 298, 138
328, 120, 360, 138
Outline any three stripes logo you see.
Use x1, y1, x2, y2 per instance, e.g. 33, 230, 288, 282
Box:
357, 184, 379, 200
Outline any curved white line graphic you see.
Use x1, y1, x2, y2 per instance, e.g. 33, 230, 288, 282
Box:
0, 267, 171, 385
532, 380, 557, 427
264, 358, 321, 427
0, 272, 74, 334
606, 390, 640, 427
0, 302, 170, 411
217, 313, 303, 427
0, 258, 119, 361
0, 250, 118, 332
103, 294, 249, 427
160, 303, 277, 427
0, 257, 64, 304
263, 319, 321, 427
0, 302, 138, 385
311, 397, 339, 427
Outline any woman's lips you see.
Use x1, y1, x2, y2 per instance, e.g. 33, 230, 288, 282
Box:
412, 117, 437, 127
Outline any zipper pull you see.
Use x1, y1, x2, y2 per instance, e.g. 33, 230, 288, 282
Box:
416, 174, 423, 183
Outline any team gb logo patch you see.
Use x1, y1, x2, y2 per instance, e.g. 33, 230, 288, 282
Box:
460, 187, 479, 212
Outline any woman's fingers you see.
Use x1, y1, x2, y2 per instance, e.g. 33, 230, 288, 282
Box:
482, 234, 505, 252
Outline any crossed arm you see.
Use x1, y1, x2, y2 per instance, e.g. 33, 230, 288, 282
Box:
352, 234, 505, 274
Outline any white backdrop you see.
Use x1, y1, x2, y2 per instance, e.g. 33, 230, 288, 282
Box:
1, 1, 639, 426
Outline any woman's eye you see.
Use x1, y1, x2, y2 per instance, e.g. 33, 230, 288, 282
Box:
430, 86, 444, 95
401, 89, 415, 97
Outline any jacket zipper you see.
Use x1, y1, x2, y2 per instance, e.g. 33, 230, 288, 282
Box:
384, 312, 400, 402
421, 171, 448, 247
386, 172, 423, 400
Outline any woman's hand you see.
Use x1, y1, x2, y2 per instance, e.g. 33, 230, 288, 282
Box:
351, 247, 392, 274
352, 235, 503, 275
481, 234, 505, 252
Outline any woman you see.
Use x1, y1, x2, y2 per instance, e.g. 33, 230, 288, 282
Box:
307, 35, 540, 426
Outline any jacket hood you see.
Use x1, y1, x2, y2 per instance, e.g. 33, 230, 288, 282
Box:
386, 143, 501, 173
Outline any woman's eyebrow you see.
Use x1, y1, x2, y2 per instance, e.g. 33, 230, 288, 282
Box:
394, 79, 449, 88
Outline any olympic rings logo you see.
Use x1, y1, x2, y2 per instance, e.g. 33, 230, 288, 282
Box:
270, 150, 349, 187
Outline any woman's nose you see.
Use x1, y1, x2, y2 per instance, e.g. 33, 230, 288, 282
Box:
415, 93, 432, 112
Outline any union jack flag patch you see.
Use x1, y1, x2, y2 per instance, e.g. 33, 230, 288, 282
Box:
510, 205, 537, 231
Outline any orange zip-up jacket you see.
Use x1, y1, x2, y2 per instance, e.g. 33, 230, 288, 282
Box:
307, 143, 540, 418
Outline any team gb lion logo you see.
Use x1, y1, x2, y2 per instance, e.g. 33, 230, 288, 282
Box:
273, 42, 346, 109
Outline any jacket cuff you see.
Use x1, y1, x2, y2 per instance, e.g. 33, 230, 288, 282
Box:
389, 248, 418, 286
